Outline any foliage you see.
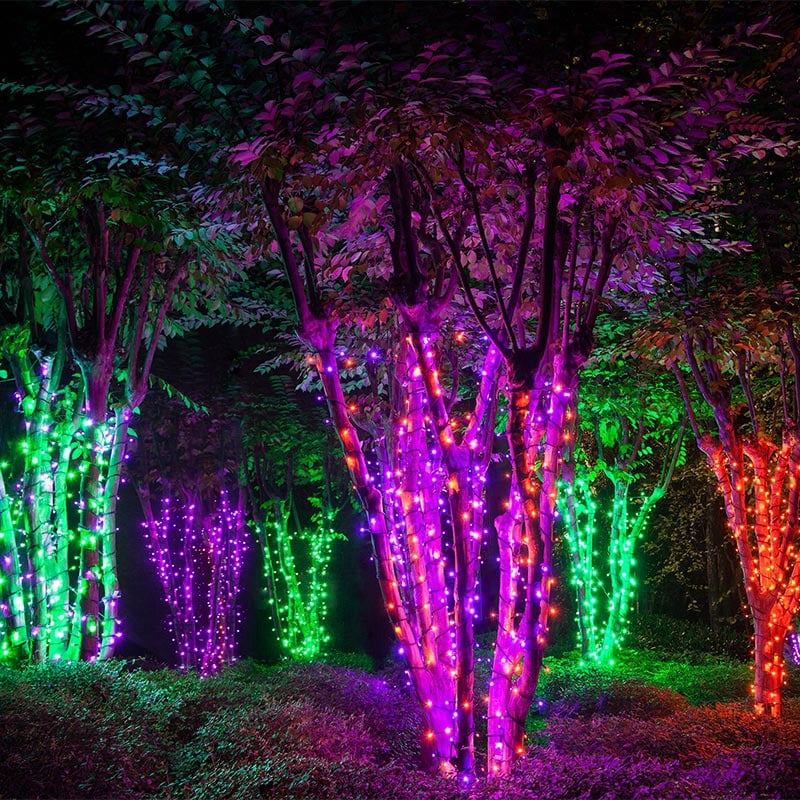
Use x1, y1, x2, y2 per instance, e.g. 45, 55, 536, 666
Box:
535, 648, 755, 712
627, 612, 752, 662
1, 657, 799, 799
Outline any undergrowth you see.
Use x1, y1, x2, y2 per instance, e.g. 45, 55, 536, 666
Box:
0, 653, 798, 799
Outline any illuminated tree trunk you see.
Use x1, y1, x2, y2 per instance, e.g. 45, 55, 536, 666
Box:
559, 468, 599, 659
139, 488, 191, 668
1, 340, 83, 663
700, 433, 799, 717
138, 486, 247, 675
201, 488, 247, 675
255, 495, 340, 661
77, 371, 113, 661
560, 388, 683, 662
313, 332, 456, 771
98, 408, 129, 660
0, 469, 28, 660
263, 176, 499, 776
675, 330, 800, 719
22, 353, 63, 662
487, 358, 573, 774
599, 481, 665, 660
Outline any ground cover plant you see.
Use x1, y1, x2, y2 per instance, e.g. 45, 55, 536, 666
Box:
1, 653, 799, 800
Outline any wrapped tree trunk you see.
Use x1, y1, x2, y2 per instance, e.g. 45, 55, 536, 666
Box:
262, 173, 500, 777
487, 355, 575, 773
672, 321, 800, 718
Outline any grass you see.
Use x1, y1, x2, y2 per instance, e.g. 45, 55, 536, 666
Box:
0, 652, 798, 799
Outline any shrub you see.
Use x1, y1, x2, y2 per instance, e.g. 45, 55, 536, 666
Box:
0, 661, 174, 799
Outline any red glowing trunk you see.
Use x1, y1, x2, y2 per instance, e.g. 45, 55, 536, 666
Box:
697, 426, 800, 719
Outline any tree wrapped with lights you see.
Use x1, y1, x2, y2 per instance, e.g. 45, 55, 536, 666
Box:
132, 395, 249, 675
242, 380, 349, 662
0, 318, 82, 663
138, 487, 247, 676
642, 278, 800, 717
559, 332, 686, 662
0, 121, 243, 663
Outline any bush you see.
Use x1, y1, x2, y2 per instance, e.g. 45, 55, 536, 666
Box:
627, 614, 751, 661
1, 656, 799, 799
0, 661, 176, 798
535, 649, 753, 721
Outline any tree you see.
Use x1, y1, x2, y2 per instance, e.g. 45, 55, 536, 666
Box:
0, 68, 245, 661
641, 275, 800, 717
559, 322, 686, 662
132, 393, 248, 676
242, 377, 349, 662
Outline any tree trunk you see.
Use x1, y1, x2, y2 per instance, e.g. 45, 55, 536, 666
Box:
752, 604, 790, 717
98, 408, 128, 660
0, 469, 29, 661
488, 363, 571, 775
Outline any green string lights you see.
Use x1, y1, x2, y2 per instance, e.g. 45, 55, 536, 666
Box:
0, 349, 128, 664
255, 501, 344, 662
560, 470, 663, 663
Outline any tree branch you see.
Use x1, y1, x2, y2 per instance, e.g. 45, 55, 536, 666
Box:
261, 177, 317, 327
508, 163, 537, 322
532, 176, 562, 357
737, 349, 759, 437
456, 147, 517, 349
671, 362, 702, 442
786, 322, 800, 423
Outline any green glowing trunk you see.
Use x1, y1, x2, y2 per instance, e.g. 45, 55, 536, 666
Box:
560, 473, 599, 659
0, 469, 28, 661
599, 481, 663, 662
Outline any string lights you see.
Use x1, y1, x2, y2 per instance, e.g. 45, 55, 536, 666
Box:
142, 489, 247, 676
0, 353, 127, 664
255, 503, 342, 662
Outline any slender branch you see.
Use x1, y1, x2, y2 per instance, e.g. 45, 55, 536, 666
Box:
28, 228, 79, 346
261, 178, 316, 326
532, 177, 562, 356
737, 349, 759, 437
410, 158, 469, 319
658, 414, 687, 491
575, 213, 597, 321
387, 160, 422, 296
296, 224, 320, 312
107, 234, 142, 352
456, 148, 516, 349
682, 332, 718, 410
561, 212, 581, 353
126, 255, 156, 398
621, 413, 646, 473
671, 362, 702, 442
130, 257, 187, 407
786, 322, 800, 423
779, 342, 790, 424
508, 163, 537, 321
581, 217, 618, 333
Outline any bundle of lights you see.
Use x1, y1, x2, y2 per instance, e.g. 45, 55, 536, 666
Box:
257, 502, 343, 662
143, 488, 247, 676
0, 355, 126, 664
